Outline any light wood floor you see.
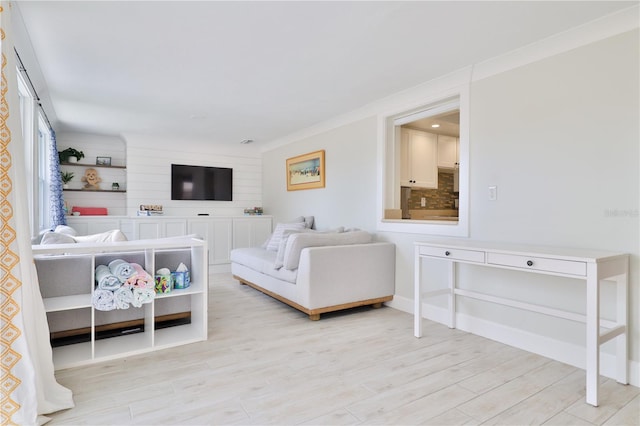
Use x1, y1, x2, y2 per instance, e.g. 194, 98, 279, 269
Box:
48, 273, 639, 425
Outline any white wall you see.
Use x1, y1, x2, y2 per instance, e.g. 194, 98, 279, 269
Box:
125, 134, 263, 217
263, 118, 378, 230
261, 29, 639, 383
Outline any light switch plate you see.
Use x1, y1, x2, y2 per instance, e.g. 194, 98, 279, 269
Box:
488, 186, 497, 201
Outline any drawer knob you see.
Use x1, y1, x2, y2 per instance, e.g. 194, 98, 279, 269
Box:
445, 251, 451, 256
527, 260, 534, 267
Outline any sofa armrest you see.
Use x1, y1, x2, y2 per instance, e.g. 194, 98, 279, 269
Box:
295, 242, 395, 310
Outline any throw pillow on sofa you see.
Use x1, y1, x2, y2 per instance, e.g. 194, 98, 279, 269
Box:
265, 222, 307, 251
261, 216, 315, 249
281, 230, 372, 271
273, 227, 344, 269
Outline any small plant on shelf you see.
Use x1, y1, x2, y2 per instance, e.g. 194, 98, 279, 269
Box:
58, 148, 85, 163
60, 171, 74, 189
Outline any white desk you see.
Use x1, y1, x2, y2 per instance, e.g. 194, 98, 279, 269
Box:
414, 240, 629, 407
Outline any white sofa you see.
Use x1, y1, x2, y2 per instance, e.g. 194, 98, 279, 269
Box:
230, 226, 395, 320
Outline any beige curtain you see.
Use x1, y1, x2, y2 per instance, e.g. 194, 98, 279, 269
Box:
1, 2, 73, 424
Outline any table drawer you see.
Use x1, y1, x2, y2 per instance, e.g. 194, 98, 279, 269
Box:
419, 246, 485, 263
486, 252, 587, 276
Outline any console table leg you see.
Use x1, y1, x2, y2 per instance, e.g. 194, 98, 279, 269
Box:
585, 264, 599, 406
616, 268, 628, 384
448, 261, 456, 329
414, 252, 423, 338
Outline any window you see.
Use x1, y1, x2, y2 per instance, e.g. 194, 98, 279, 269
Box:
17, 65, 53, 235
377, 86, 469, 237
38, 114, 53, 230
17, 70, 38, 235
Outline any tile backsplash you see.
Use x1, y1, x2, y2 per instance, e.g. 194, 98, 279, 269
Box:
409, 171, 458, 210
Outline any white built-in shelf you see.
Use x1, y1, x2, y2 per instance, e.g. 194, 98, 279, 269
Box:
60, 162, 126, 169
63, 188, 126, 193
43, 294, 92, 312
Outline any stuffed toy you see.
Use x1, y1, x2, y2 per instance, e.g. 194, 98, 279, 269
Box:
81, 168, 102, 190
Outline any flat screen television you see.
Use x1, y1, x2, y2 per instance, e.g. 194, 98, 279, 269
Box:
171, 164, 232, 201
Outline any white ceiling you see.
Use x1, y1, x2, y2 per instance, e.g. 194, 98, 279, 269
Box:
15, 1, 635, 147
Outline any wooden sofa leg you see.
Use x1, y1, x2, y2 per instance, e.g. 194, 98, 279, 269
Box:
372, 302, 382, 309
309, 314, 321, 321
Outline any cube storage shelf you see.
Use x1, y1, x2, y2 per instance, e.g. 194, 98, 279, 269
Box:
33, 237, 208, 370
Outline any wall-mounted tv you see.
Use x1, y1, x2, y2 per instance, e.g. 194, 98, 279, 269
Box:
171, 164, 232, 201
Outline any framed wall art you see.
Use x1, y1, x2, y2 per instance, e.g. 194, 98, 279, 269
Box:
96, 156, 111, 166
286, 150, 325, 191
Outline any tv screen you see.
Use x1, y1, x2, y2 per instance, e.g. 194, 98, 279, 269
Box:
171, 164, 232, 201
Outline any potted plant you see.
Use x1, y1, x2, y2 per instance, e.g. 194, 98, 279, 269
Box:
60, 171, 74, 189
58, 148, 85, 163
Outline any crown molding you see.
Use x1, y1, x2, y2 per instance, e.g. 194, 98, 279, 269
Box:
262, 4, 639, 153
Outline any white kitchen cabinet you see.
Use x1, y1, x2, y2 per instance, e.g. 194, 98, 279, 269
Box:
400, 128, 438, 188
437, 135, 459, 169
33, 237, 208, 370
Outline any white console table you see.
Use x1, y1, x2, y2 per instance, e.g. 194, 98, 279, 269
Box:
414, 240, 629, 407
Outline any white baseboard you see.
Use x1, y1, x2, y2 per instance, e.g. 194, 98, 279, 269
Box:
210, 263, 231, 274
387, 295, 639, 388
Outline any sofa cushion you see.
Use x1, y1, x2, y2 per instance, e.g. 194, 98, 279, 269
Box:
282, 230, 372, 271
231, 247, 277, 272
231, 247, 298, 283
265, 222, 307, 251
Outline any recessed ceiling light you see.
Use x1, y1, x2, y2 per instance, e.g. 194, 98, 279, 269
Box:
240, 139, 254, 144
431, 124, 440, 128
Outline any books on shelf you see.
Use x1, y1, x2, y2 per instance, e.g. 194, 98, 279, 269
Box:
138, 204, 163, 216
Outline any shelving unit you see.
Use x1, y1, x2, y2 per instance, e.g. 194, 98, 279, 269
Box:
60, 161, 127, 192
63, 188, 126, 193
60, 162, 126, 169
34, 237, 208, 369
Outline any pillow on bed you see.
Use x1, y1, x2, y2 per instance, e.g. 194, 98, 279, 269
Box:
40, 232, 77, 245
74, 229, 128, 243
54, 225, 78, 236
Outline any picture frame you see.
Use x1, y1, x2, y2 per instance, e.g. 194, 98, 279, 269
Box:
96, 156, 111, 166
286, 150, 325, 191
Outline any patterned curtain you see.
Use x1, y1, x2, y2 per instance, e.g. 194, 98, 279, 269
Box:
49, 129, 66, 226
0, 2, 73, 424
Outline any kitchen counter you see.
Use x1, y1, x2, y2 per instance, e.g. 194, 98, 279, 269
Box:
408, 209, 458, 220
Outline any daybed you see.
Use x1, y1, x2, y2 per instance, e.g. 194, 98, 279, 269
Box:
230, 221, 395, 320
